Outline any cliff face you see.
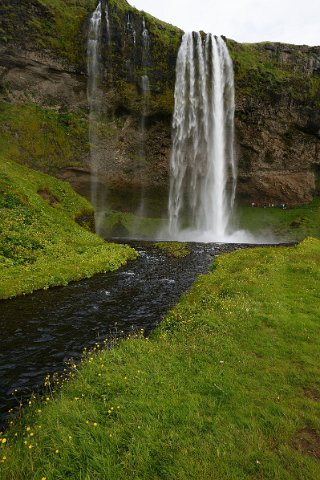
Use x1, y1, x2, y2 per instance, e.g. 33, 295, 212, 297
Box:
0, 0, 319, 207
229, 40, 320, 205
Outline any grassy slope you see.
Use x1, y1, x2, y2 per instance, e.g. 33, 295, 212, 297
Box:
0, 102, 88, 174
0, 157, 137, 299
1, 238, 319, 479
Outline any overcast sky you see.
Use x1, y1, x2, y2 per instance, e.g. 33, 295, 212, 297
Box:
129, 0, 319, 46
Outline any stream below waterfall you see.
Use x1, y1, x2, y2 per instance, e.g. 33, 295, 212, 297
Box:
0, 241, 267, 426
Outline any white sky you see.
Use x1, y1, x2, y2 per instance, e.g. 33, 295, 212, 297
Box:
129, 0, 319, 46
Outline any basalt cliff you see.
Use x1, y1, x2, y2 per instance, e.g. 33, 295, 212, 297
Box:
0, 0, 319, 208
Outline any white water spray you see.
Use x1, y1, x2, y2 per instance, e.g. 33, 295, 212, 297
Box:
142, 18, 150, 52
87, 1, 103, 232
168, 33, 238, 242
87, 2, 102, 110
105, 1, 111, 44
136, 19, 151, 218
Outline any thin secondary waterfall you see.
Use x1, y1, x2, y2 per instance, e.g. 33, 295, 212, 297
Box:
87, 1, 102, 125
137, 19, 151, 217
87, 1, 103, 232
87, 1, 113, 234
105, 1, 111, 44
168, 32, 237, 241
142, 18, 150, 52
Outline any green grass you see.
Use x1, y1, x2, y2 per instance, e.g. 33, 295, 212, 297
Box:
236, 198, 320, 241
37, 0, 96, 62
0, 102, 89, 174
0, 0, 96, 64
227, 41, 320, 107
154, 242, 190, 257
0, 158, 137, 299
1, 238, 319, 478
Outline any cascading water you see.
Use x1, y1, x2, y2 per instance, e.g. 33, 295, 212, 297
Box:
142, 18, 150, 53
141, 18, 150, 126
87, 1, 103, 232
105, 1, 111, 44
168, 32, 238, 242
136, 19, 151, 218
87, 1, 113, 234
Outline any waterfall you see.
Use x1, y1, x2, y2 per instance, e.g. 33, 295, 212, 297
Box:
136, 20, 151, 218
142, 18, 150, 52
105, 1, 111, 44
87, 2, 102, 110
141, 17, 150, 116
168, 32, 237, 242
87, 1, 103, 232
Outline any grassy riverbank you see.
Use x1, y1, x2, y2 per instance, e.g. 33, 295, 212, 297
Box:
236, 198, 320, 241
1, 237, 319, 479
0, 158, 137, 299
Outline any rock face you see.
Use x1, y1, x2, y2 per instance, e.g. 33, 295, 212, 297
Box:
0, 0, 319, 207
229, 41, 320, 205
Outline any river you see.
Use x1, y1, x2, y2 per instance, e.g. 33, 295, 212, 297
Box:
0, 241, 264, 426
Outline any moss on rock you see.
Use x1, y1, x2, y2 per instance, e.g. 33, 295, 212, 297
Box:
0, 102, 89, 174
227, 39, 320, 108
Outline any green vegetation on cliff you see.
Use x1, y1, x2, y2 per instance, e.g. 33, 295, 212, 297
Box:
0, 0, 96, 64
0, 102, 88, 174
106, 0, 182, 117
227, 40, 320, 107
0, 158, 137, 299
1, 238, 319, 478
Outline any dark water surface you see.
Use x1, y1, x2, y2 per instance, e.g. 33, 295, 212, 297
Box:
0, 241, 259, 426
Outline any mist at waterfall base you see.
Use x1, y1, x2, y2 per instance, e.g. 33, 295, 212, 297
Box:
87, 5, 271, 244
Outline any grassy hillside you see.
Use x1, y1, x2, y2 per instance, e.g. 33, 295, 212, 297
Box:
0, 157, 137, 299
1, 238, 319, 478
0, 102, 88, 174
